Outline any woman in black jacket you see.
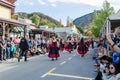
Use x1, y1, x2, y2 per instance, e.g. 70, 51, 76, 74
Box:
18, 37, 29, 62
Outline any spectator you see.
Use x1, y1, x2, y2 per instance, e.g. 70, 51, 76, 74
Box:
102, 63, 120, 80
91, 37, 94, 49
107, 26, 120, 67
0, 36, 7, 61
107, 26, 120, 54
10, 42, 16, 61
18, 37, 29, 62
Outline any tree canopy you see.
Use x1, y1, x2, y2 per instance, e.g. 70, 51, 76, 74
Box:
30, 14, 40, 27
91, 0, 114, 37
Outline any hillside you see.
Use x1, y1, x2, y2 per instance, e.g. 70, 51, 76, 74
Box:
73, 12, 94, 28
15, 12, 59, 27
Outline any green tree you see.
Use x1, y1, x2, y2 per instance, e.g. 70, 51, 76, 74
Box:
17, 12, 28, 18
30, 14, 40, 27
66, 16, 73, 27
39, 19, 48, 25
92, 0, 114, 37
91, 26, 101, 37
47, 22, 56, 28
39, 19, 56, 28
103, 0, 114, 15
57, 19, 63, 27
11, 14, 18, 20
76, 27, 84, 34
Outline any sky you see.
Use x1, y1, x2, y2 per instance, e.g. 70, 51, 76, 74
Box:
15, 0, 120, 25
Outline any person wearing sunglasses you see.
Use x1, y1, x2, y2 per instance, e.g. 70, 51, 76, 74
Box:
102, 64, 112, 80
102, 63, 120, 80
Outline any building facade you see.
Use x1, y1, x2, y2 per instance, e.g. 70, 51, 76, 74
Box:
39, 25, 79, 38
0, 0, 27, 39
0, 0, 14, 19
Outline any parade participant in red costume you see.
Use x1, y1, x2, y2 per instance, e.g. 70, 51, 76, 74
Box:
85, 42, 89, 54
65, 37, 74, 53
85, 38, 91, 53
48, 37, 60, 61
77, 37, 88, 57
73, 38, 78, 50
59, 39, 65, 53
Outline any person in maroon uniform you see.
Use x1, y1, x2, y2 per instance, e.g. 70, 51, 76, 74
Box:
77, 37, 88, 57
73, 38, 78, 50
48, 37, 60, 61
59, 39, 65, 53
66, 37, 74, 53
85, 39, 91, 53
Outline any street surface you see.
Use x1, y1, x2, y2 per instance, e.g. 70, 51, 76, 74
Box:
0, 48, 96, 80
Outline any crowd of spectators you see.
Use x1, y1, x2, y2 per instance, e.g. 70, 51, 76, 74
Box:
0, 36, 49, 62
94, 26, 120, 80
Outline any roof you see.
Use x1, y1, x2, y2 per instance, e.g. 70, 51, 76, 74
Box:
17, 18, 37, 29
54, 27, 72, 32
108, 9, 120, 21
0, 17, 27, 26
101, 9, 120, 35
13, 26, 24, 32
0, 0, 15, 8
31, 29, 55, 34
30, 24, 36, 29
38, 25, 78, 34
42, 27, 73, 33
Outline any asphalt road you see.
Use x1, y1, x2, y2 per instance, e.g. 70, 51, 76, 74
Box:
0, 49, 97, 80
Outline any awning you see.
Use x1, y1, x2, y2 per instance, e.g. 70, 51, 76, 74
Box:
16, 26, 24, 32
13, 27, 18, 32
0, 17, 27, 27
13, 26, 24, 32
109, 10, 120, 20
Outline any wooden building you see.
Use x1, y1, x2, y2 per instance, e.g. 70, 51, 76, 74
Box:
0, 0, 27, 39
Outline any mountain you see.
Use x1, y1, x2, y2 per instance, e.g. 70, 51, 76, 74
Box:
73, 12, 94, 28
15, 12, 59, 27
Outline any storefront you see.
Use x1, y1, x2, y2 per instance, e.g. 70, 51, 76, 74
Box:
0, 0, 27, 39
30, 29, 55, 39
0, 18, 27, 39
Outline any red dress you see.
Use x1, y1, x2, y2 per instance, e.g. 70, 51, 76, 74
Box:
48, 42, 60, 58
77, 42, 87, 54
60, 41, 65, 51
65, 42, 73, 53
85, 41, 91, 53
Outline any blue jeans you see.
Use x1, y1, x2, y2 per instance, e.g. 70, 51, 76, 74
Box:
6, 47, 11, 59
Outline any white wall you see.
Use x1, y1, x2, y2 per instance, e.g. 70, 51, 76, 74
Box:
0, 5, 11, 19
